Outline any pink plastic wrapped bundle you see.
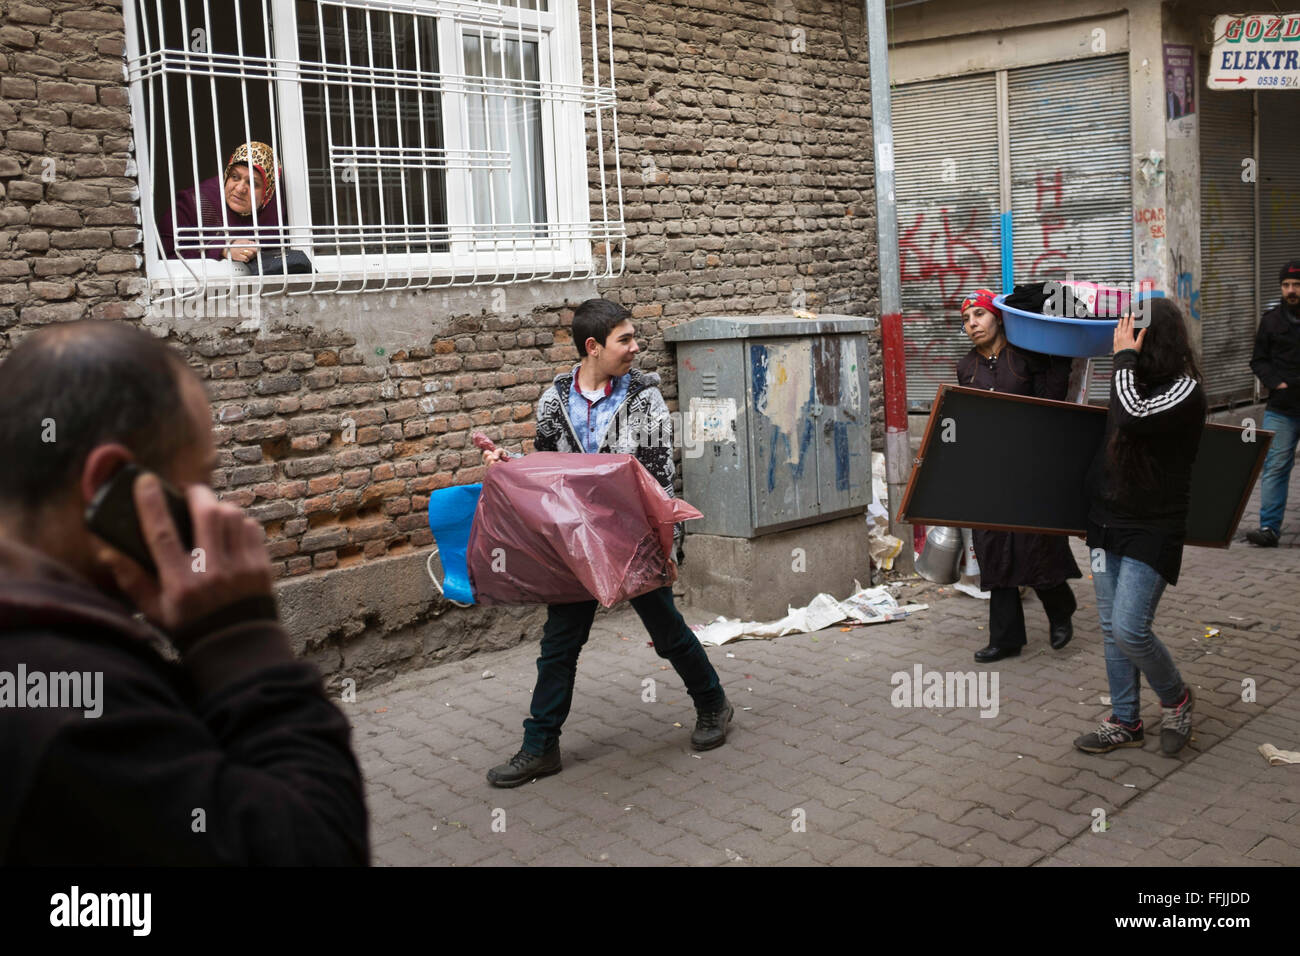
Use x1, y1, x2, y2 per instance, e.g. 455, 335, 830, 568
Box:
467, 452, 702, 607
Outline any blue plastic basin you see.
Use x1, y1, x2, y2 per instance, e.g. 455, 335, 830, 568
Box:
994, 294, 1116, 358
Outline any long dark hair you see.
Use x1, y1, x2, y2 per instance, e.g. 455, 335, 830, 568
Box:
1106, 298, 1200, 494
1131, 297, 1202, 384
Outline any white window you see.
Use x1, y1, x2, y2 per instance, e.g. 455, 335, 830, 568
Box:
124, 0, 624, 296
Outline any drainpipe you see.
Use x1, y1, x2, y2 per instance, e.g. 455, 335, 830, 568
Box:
866, 0, 914, 573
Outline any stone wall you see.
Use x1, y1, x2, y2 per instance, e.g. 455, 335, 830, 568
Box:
0, 1, 141, 332
595, 0, 883, 442
0, 0, 882, 685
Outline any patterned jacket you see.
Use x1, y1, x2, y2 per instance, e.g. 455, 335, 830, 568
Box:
534, 367, 684, 558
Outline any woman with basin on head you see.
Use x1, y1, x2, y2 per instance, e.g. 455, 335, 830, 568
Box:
954, 288, 1081, 663
158, 141, 283, 263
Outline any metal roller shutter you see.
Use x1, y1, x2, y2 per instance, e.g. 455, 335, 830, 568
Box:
1199, 83, 1256, 405
1259, 92, 1300, 309
893, 73, 1001, 408
1008, 56, 1132, 402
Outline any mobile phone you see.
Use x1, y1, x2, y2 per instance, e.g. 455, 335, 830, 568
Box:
85, 463, 195, 577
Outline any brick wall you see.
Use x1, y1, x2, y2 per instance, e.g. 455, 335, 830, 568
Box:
187, 313, 571, 576
1, 0, 882, 679
0, 1, 143, 332
595, 0, 884, 444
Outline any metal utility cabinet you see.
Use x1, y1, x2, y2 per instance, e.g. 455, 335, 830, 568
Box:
664, 315, 875, 619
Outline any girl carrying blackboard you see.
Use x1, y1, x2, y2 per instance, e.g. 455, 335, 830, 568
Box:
955, 289, 1081, 663
1073, 302, 1206, 757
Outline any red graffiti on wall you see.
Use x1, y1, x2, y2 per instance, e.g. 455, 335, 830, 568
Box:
1029, 169, 1067, 277
899, 208, 990, 308
1135, 206, 1166, 239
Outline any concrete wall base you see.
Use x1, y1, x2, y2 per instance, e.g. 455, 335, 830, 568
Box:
276, 549, 546, 691
679, 514, 871, 621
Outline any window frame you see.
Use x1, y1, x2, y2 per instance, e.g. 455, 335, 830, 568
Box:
125, 0, 600, 292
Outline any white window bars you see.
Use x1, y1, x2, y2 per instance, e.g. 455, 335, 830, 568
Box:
124, 0, 625, 302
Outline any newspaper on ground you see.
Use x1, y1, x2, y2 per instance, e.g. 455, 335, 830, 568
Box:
692, 583, 928, 646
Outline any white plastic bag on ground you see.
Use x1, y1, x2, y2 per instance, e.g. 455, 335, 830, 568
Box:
867, 452, 903, 570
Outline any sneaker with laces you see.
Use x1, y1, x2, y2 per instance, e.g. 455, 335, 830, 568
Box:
1073, 717, 1144, 754
1159, 685, 1195, 756
1246, 527, 1279, 547
690, 697, 733, 751
486, 744, 562, 788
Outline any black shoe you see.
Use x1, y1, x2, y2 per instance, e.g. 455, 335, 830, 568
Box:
1050, 619, 1073, 650
486, 745, 562, 788
691, 697, 733, 751
974, 645, 1021, 663
1246, 527, 1279, 547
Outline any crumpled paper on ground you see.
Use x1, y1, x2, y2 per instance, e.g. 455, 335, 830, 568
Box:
1258, 743, 1300, 766
867, 451, 903, 570
693, 583, 928, 646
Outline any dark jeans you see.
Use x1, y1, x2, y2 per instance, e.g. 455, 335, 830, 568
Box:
988, 582, 1076, 649
521, 586, 725, 754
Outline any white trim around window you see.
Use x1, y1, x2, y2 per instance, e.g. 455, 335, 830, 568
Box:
123, 0, 624, 300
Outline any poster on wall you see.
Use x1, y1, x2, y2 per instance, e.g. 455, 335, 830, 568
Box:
1164, 43, 1196, 137
1208, 14, 1300, 90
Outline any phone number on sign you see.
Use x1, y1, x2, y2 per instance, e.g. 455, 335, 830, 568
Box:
1257, 75, 1299, 87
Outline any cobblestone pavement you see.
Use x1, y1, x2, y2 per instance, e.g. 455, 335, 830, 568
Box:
348, 463, 1300, 866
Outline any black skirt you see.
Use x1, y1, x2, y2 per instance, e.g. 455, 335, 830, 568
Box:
973, 528, 1082, 591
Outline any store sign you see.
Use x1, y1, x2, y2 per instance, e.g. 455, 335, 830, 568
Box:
1208, 14, 1300, 89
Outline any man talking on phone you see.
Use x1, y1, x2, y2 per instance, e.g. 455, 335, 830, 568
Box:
0, 321, 369, 865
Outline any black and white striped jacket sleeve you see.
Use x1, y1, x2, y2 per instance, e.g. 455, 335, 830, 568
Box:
1110, 349, 1203, 435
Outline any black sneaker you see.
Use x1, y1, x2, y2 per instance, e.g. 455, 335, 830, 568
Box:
486, 745, 562, 788
1073, 718, 1144, 754
690, 697, 733, 751
1246, 527, 1279, 547
1160, 686, 1195, 756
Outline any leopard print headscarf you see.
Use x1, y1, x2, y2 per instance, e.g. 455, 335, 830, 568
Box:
223, 141, 278, 209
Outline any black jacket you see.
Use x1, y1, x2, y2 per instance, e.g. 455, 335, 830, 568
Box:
0, 539, 369, 865
1250, 303, 1300, 416
1087, 349, 1207, 533
955, 343, 1072, 399
535, 367, 685, 557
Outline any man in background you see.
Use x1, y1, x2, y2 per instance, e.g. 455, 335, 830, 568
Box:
1246, 260, 1300, 547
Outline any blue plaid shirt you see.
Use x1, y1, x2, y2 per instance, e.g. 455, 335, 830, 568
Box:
566, 366, 629, 453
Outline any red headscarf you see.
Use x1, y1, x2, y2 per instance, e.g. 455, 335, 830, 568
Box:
960, 289, 1001, 318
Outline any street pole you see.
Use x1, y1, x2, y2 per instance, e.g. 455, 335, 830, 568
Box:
866, 0, 913, 573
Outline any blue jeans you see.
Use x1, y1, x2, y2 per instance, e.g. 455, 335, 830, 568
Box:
1259, 409, 1300, 533
522, 587, 725, 754
1093, 551, 1184, 725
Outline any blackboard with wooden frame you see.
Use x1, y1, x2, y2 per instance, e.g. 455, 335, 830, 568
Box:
898, 386, 1272, 548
